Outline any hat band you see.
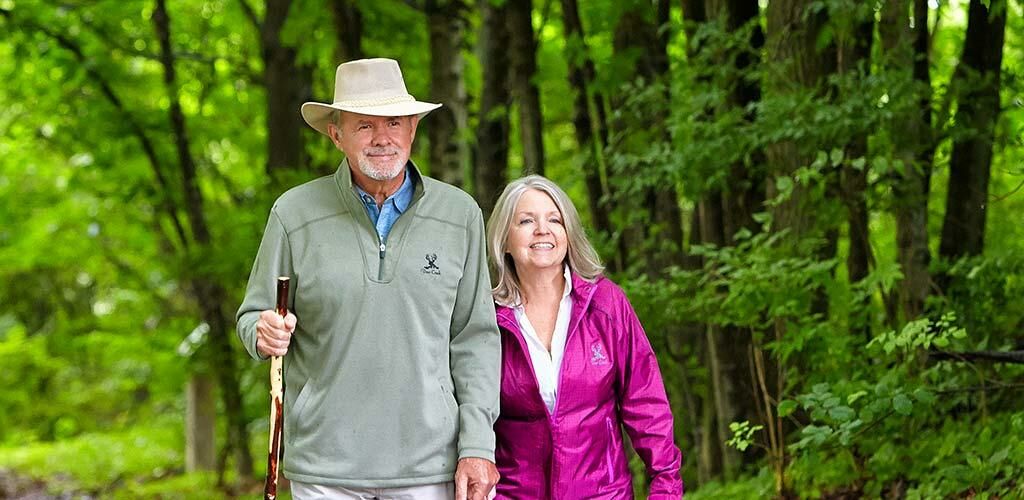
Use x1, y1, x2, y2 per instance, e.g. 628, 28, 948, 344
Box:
333, 94, 416, 108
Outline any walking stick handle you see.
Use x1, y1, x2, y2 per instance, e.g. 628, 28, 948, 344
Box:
264, 276, 289, 500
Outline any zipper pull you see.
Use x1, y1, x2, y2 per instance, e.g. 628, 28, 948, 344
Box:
379, 242, 386, 259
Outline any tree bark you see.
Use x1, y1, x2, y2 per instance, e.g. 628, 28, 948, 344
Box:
506, 0, 545, 176
561, 0, 612, 258
185, 373, 217, 472
939, 0, 1006, 261
330, 0, 364, 62
153, 0, 253, 479
765, 0, 836, 237
259, 0, 311, 174
880, 0, 934, 321
427, 0, 469, 187
837, 7, 875, 339
474, 0, 510, 218
611, 0, 683, 271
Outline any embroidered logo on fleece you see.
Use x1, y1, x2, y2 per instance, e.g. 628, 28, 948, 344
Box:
421, 253, 441, 275
590, 342, 608, 365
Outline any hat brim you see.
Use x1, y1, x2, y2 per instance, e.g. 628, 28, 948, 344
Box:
301, 101, 442, 137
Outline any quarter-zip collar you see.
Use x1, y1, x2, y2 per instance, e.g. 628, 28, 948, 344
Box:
333, 158, 426, 282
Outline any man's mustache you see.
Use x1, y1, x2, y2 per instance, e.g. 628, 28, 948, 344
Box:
363, 147, 401, 156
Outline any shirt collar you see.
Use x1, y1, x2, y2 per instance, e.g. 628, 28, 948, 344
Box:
514, 265, 573, 310
561, 264, 573, 299
354, 165, 415, 212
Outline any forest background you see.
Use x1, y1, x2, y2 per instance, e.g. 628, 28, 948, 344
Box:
1, 0, 1023, 498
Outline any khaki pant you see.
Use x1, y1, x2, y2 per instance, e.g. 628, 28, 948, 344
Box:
290, 481, 455, 500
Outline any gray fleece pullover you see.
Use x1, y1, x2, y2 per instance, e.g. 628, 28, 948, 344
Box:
236, 161, 500, 487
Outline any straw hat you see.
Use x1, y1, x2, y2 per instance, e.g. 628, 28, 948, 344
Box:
300, 58, 441, 137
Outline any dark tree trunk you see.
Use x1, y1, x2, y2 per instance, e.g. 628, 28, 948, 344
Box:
262, 0, 311, 174
838, 8, 875, 339
474, 0, 510, 218
506, 0, 545, 176
330, 0, 364, 62
939, 0, 1006, 261
560, 0, 611, 237
881, 0, 934, 321
611, 0, 683, 272
427, 0, 469, 187
153, 0, 253, 479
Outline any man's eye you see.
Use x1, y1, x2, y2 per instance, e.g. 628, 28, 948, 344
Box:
358, 125, 370, 130
388, 120, 401, 127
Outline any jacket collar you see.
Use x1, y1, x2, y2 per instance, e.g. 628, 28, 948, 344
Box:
495, 271, 601, 336
334, 158, 425, 211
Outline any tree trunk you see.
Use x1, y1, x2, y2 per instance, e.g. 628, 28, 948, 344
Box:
262, 0, 311, 174
153, 0, 253, 479
330, 0, 364, 62
838, 8, 875, 339
185, 373, 216, 472
765, 0, 836, 237
683, 0, 766, 479
611, 0, 683, 271
698, 191, 742, 478
506, 0, 545, 176
939, 0, 1006, 261
560, 0, 611, 236
474, 0, 510, 218
427, 0, 469, 187
880, 0, 933, 321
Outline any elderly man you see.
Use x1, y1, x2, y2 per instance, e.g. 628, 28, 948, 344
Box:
237, 58, 500, 500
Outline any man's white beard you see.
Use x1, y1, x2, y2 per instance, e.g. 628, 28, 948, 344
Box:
357, 148, 406, 181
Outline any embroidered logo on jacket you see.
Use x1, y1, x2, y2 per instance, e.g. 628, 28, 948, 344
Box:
590, 342, 608, 365
421, 253, 441, 275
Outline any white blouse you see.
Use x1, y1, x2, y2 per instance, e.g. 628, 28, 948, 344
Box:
513, 266, 574, 414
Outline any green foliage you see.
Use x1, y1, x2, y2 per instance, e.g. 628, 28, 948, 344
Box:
726, 420, 763, 452
868, 312, 968, 355
0, 422, 181, 494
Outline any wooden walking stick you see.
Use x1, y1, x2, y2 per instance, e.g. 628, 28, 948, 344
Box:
264, 276, 289, 500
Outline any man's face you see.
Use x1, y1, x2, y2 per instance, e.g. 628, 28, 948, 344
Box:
328, 112, 419, 182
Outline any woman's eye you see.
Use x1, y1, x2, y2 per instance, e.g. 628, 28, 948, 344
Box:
549, 218, 562, 224
518, 218, 533, 225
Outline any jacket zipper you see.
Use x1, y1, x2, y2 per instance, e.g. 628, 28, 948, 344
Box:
378, 241, 386, 280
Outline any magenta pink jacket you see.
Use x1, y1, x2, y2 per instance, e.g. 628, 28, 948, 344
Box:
493, 273, 683, 499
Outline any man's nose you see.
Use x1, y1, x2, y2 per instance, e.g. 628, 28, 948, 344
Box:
370, 128, 393, 146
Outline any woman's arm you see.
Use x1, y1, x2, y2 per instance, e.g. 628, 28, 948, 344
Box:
613, 293, 684, 498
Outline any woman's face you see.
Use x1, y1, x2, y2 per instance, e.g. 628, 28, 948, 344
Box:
506, 189, 569, 275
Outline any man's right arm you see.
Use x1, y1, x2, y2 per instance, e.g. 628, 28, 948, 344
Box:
237, 208, 294, 360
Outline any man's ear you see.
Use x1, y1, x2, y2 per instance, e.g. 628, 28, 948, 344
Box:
326, 123, 344, 149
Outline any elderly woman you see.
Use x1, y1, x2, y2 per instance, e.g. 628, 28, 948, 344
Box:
486, 175, 683, 499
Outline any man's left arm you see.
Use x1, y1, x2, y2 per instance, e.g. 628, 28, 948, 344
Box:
449, 206, 501, 497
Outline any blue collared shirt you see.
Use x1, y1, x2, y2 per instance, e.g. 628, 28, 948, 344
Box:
355, 168, 414, 242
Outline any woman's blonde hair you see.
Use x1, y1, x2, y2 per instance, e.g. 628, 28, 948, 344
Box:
487, 175, 604, 306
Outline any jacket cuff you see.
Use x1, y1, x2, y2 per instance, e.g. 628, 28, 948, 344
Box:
457, 447, 495, 463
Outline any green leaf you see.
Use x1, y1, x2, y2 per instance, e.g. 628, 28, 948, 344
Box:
893, 394, 913, 415
778, 400, 797, 417
847, 390, 868, 405
829, 405, 855, 422
829, 148, 844, 167
912, 388, 937, 405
